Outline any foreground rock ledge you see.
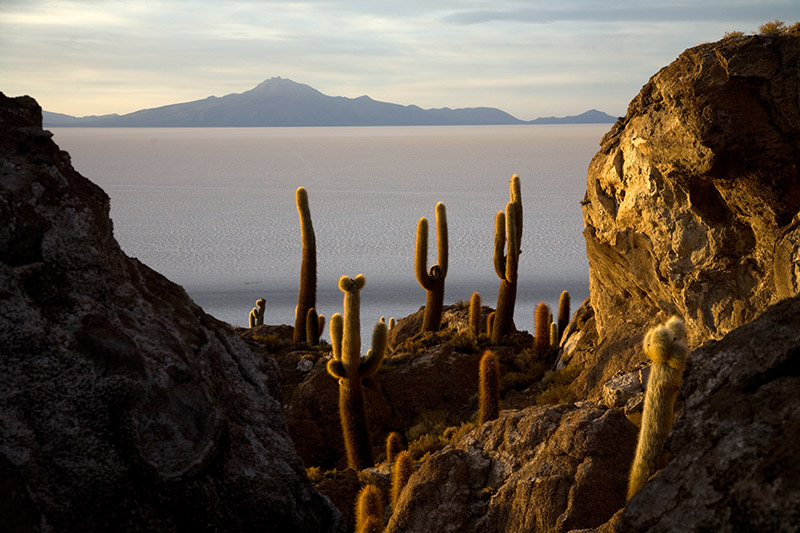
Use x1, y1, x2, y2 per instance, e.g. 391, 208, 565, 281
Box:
0, 93, 342, 531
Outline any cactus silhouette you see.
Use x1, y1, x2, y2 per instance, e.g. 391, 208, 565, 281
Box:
385, 431, 402, 464
534, 302, 552, 360
355, 484, 384, 533
469, 292, 482, 338
415, 202, 448, 332
293, 187, 317, 343
479, 350, 500, 424
326, 275, 388, 470
392, 450, 414, 509
248, 298, 266, 328
492, 175, 523, 342
628, 316, 688, 500
557, 290, 570, 342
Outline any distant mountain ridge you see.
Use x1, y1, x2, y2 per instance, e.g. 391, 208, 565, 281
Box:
43, 77, 617, 127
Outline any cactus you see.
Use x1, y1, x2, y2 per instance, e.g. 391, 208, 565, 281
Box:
326, 275, 388, 470
534, 302, 552, 360
355, 484, 384, 533
486, 311, 495, 336
248, 297, 266, 328
293, 187, 317, 343
492, 175, 523, 342
628, 316, 688, 500
557, 290, 570, 342
479, 350, 500, 424
468, 292, 482, 338
388, 317, 396, 331
385, 431, 402, 464
550, 322, 559, 350
392, 450, 414, 509
415, 202, 448, 332
306, 307, 320, 346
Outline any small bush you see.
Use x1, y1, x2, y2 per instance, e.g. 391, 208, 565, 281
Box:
446, 330, 478, 353
759, 19, 785, 34
536, 365, 581, 405
723, 30, 744, 38
407, 433, 444, 460
251, 333, 288, 352
405, 410, 448, 442
305, 466, 323, 484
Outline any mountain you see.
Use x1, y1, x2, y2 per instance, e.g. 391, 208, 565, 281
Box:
43, 77, 616, 127
527, 109, 617, 124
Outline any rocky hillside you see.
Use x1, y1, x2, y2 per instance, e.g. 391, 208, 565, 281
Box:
0, 93, 341, 531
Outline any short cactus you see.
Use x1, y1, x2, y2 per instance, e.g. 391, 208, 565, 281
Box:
557, 290, 570, 342
248, 297, 266, 328
534, 302, 552, 360
415, 202, 448, 332
550, 322, 559, 350
628, 316, 688, 500
391, 450, 414, 509
306, 307, 320, 346
479, 350, 500, 424
486, 311, 495, 336
492, 175, 523, 342
385, 431, 402, 464
468, 292, 482, 338
293, 187, 317, 343
355, 484, 384, 533
326, 275, 388, 470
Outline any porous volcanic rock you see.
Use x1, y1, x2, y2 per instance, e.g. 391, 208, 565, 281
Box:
0, 93, 342, 531
576, 33, 800, 399
386, 403, 638, 533
613, 293, 800, 532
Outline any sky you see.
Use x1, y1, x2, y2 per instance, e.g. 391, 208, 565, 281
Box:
1, 1, 797, 120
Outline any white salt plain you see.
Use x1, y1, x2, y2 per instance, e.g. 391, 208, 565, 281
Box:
50, 125, 608, 340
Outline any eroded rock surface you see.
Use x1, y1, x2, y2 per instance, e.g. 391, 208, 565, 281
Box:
576, 33, 800, 399
0, 93, 341, 531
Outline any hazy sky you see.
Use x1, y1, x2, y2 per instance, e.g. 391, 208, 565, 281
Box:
1, 1, 796, 119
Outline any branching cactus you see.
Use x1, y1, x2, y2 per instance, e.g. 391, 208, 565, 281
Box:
326, 275, 388, 470
415, 202, 448, 332
557, 290, 570, 343
628, 316, 688, 500
479, 350, 500, 424
391, 450, 414, 509
469, 292, 482, 338
248, 298, 266, 328
534, 302, 552, 360
355, 484, 384, 533
293, 187, 317, 343
492, 175, 523, 342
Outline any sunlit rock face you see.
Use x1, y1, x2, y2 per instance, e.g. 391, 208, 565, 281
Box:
583, 33, 800, 346
0, 93, 342, 532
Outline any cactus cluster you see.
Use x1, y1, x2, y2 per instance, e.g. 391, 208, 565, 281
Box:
326, 275, 388, 470
627, 316, 688, 500
248, 298, 266, 328
415, 202, 448, 332
492, 175, 523, 342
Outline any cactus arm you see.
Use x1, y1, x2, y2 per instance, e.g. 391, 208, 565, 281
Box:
493, 211, 506, 279
327, 358, 347, 379
504, 201, 518, 283
330, 313, 343, 362
415, 217, 433, 290
435, 202, 448, 276
510, 174, 522, 245
359, 321, 388, 378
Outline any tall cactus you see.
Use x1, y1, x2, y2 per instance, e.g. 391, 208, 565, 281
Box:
557, 290, 570, 343
468, 292, 482, 338
628, 316, 688, 500
415, 202, 448, 332
326, 275, 388, 470
492, 175, 523, 342
293, 187, 317, 343
479, 350, 500, 424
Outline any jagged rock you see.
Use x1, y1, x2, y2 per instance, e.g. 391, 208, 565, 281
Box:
623, 392, 644, 428
386, 403, 638, 532
601, 369, 643, 408
574, 33, 800, 400
612, 293, 800, 531
0, 93, 341, 531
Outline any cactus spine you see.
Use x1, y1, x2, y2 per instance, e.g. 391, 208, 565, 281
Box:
468, 292, 482, 338
534, 302, 552, 360
492, 175, 523, 342
248, 298, 266, 328
391, 450, 414, 509
385, 431, 402, 464
557, 290, 570, 342
479, 350, 500, 424
293, 187, 317, 343
355, 484, 384, 533
628, 316, 688, 500
326, 275, 387, 470
415, 202, 448, 332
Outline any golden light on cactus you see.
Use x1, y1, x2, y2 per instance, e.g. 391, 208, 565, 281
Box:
469, 292, 482, 338
392, 450, 414, 509
628, 316, 688, 500
557, 290, 570, 343
355, 484, 384, 533
534, 301, 552, 360
479, 350, 500, 424
386, 431, 402, 464
415, 202, 448, 332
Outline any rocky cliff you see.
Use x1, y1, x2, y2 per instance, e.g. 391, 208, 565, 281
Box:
575, 32, 800, 399
0, 93, 341, 531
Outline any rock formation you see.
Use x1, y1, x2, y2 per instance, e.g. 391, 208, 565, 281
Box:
576, 32, 800, 399
0, 93, 341, 531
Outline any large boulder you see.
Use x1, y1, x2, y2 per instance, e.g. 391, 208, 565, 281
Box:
576, 33, 800, 398
0, 93, 341, 531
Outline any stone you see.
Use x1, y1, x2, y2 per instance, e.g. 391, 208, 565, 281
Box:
0, 93, 341, 531
601, 369, 643, 408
